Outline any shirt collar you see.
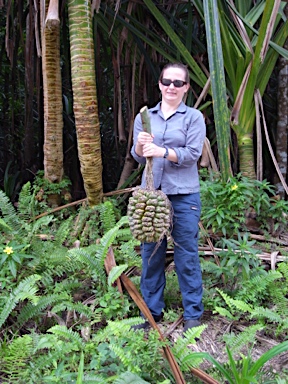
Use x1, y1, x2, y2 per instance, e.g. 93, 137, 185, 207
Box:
150, 101, 187, 114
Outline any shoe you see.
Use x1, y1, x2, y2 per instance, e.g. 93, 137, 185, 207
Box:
183, 319, 201, 334
131, 312, 164, 331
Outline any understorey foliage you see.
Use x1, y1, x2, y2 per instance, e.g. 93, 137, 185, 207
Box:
0, 178, 288, 383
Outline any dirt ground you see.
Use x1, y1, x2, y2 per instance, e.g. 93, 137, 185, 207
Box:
157, 312, 288, 381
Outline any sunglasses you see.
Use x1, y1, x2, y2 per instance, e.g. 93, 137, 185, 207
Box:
160, 78, 187, 88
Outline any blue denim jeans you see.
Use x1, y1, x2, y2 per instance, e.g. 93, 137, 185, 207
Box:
140, 193, 203, 320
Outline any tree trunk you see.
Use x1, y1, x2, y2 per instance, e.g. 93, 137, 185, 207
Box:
67, 0, 103, 206
237, 132, 256, 179
274, 5, 288, 197
41, 0, 64, 183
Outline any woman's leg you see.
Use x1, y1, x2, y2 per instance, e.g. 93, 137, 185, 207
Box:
169, 193, 204, 321
140, 238, 167, 317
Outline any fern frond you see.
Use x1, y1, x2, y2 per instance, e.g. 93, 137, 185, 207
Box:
110, 344, 141, 374
217, 289, 253, 313
278, 262, 288, 278
68, 247, 99, 270
17, 182, 35, 220
236, 270, 282, 303
1, 334, 33, 378
108, 264, 128, 286
17, 293, 70, 326
28, 215, 54, 236
47, 325, 85, 349
98, 200, 117, 233
222, 324, 263, 354
172, 324, 206, 372
51, 301, 100, 322
95, 216, 129, 263
0, 274, 41, 328
53, 216, 75, 246
250, 306, 283, 323
114, 372, 151, 383
118, 239, 141, 268
0, 217, 13, 233
0, 189, 22, 232
213, 307, 237, 320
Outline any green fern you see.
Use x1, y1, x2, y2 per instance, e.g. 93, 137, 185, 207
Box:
217, 289, 253, 313
53, 216, 74, 246
107, 264, 128, 286
0, 274, 41, 328
0, 334, 33, 380
171, 324, 206, 372
16, 292, 70, 326
235, 269, 282, 304
222, 324, 263, 354
94, 216, 129, 277
98, 200, 117, 233
110, 344, 141, 374
17, 181, 36, 220
51, 301, 100, 322
47, 325, 85, 349
114, 372, 151, 383
0, 217, 13, 233
117, 239, 141, 268
0, 188, 23, 232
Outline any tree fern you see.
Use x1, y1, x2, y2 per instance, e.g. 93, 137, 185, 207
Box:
0, 274, 41, 328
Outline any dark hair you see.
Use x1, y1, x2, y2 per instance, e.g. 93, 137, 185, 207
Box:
159, 62, 189, 83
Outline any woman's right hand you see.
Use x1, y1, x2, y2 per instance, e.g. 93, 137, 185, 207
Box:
137, 132, 154, 146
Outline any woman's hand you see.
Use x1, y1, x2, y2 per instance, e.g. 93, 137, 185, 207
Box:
142, 143, 164, 158
135, 132, 154, 156
137, 132, 154, 146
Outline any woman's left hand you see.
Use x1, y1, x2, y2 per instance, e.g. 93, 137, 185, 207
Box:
142, 143, 164, 158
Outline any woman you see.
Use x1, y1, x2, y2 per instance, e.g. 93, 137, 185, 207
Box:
131, 62, 206, 335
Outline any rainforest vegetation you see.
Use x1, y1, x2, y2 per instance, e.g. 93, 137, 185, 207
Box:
0, 0, 288, 383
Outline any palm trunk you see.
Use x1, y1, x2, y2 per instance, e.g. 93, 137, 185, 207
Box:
237, 132, 256, 179
67, 0, 103, 206
41, 0, 64, 183
274, 6, 288, 197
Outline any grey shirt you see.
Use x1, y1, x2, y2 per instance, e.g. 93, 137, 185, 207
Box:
131, 101, 206, 195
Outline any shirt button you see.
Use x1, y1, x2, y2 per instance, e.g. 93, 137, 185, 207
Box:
161, 168, 163, 170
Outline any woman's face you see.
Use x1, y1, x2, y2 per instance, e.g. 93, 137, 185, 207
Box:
159, 67, 189, 105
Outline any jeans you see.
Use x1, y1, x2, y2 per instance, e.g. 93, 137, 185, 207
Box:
140, 193, 204, 320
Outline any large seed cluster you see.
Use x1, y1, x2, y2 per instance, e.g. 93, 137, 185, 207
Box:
127, 187, 171, 243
